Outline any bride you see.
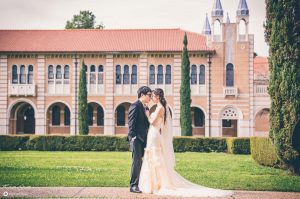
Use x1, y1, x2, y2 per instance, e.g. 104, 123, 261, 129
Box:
139, 88, 233, 197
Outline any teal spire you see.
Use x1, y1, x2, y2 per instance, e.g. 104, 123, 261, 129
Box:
202, 14, 211, 35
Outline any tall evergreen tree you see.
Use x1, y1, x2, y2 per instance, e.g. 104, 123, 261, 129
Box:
265, 0, 300, 175
180, 33, 192, 136
78, 60, 89, 135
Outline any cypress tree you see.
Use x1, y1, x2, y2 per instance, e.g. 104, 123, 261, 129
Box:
78, 60, 89, 135
265, 0, 300, 175
180, 33, 192, 136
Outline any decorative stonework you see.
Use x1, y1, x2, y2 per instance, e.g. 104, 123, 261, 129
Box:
0, 55, 8, 134
221, 107, 238, 119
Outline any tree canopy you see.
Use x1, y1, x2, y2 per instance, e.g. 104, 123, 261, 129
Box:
65, 10, 104, 29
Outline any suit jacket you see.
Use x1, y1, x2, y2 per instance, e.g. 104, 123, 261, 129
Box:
128, 100, 150, 143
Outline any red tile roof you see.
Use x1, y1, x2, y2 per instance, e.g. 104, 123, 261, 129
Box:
0, 29, 212, 53
254, 56, 269, 75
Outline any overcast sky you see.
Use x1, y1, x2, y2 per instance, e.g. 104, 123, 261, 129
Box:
0, 0, 269, 56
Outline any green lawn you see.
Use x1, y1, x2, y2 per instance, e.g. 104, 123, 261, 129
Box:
0, 151, 299, 191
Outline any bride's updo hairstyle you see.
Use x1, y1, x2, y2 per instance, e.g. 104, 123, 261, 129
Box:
153, 88, 167, 124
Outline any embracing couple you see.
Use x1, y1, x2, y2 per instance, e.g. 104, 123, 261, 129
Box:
128, 86, 233, 197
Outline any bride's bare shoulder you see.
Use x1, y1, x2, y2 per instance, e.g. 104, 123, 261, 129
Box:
157, 106, 165, 116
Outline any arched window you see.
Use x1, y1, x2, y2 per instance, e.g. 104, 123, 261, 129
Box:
48, 65, 54, 79
194, 108, 204, 127
199, 65, 205, 85
123, 65, 130, 84
90, 65, 96, 84
52, 105, 60, 125
88, 105, 93, 126
226, 63, 234, 86
56, 65, 62, 79
64, 65, 69, 79
157, 65, 163, 84
191, 65, 197, 84
98, 65, 104, 84
149, 65, 155, 84
116, 106, 125, 126
165, 65, 171, 84
27, 65, 33, 84
97, 106, 104, 126
213, 19, 221, 35
131, 65, 137, 84
116, 65, 122, 84
20, 65, 26, 84
239, 19, 247, 35
12, 65, 18, 84
64, 106, 70, 126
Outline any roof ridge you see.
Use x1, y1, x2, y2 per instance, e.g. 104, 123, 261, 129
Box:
0, 28, 182, 31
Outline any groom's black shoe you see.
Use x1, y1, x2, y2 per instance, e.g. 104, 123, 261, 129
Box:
130, 186, 142, 193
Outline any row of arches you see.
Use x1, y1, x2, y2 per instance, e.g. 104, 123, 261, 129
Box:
12, 65, 34, 84
8, 100, 270, 136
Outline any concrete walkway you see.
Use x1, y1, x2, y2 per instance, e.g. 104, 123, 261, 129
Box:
1, 187, 300, 199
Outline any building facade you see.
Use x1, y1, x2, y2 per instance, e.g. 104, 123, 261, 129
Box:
0, 0, 270, 137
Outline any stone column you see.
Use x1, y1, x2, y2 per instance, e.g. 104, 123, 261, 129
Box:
139, 54, 148, 86
71, 56, 79, 135
104, 55, 115, 135
0, 55, 8, 134
35, 55, 46, 135
249, 35, 255, 136
172, 54, 181, 136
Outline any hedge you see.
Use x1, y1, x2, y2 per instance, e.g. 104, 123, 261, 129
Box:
0, 135, 248, 154
250, 137, 281, 167
226, 138, 250, 154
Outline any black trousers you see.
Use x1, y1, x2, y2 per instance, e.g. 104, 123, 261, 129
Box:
129, 139, 145, 188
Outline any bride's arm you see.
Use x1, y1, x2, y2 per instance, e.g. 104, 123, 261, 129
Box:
146, 106, 164, 125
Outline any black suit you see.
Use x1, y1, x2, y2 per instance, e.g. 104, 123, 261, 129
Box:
128, 100, 149, 188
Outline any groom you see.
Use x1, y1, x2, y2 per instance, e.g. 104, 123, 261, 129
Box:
128, 86, 152, 193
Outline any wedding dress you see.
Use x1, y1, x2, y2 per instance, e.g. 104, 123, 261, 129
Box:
139, 105, 233, 197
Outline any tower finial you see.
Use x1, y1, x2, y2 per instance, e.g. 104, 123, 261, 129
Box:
226, 13, 230, 23
211, 0, 223, 17
202, 13, 212, 35
237, 0, 249, 16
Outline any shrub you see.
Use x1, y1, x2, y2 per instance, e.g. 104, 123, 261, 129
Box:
173, 137, 227, 152
0, 135, 30, 151
227, 138, 250, 154
250, 137, 281, 167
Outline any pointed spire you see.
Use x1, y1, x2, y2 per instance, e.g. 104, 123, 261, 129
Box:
237, 0, 249, 16
202, 14, 211, 35
211, 0, 223, 17
226, 13, 230, 23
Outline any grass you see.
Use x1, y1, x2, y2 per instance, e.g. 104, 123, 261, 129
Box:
0, 151, 299, 192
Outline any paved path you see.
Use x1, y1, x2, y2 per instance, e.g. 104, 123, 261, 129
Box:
1, 187, 300, 199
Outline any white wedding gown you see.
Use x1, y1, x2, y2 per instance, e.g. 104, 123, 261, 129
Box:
139, 106, 233, 197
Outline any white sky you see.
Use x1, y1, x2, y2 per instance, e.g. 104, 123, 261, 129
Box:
0, 0, 269, 56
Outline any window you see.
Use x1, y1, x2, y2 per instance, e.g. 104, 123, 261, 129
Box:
12, 65, 18, 84
116, 65, 122, 84
165, 65, 171, 84
90, 65, 96, 84
131, 65, 137, 84
222, 119, 232, 127
98, 65, 104, 84
52, 106, 60, 125
123, 65, 130, 84
226, 63, 234, 86
20, 65, 26, 84
116, 106, 125, 126
64, 65, 69, 79
56, 65, 62, 79
64, 106, 70, 126
88, 105, 93, 126
97, 106, 104, 126
48, 65, 54, 79
199, 65, 205, 85
27, 65, 33, 84
149, 65, 155, 84
157, 65, 163, 84
191, 65, 197, 84
194, 108, 204, 127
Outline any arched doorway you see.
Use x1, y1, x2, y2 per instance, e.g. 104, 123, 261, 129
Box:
254, 108, 270, 137
220, 107, 239, 137
115, 102, 131, 135
9, 102, 35, 134
191, 107, 205, 136
46, 102, 71, 135
88, 102, 104, 135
